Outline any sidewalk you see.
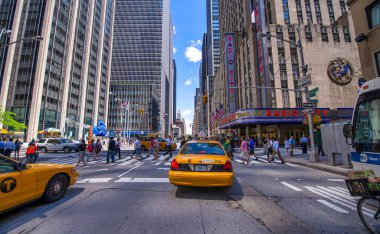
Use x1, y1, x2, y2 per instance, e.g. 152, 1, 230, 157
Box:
237, 147, 351, 176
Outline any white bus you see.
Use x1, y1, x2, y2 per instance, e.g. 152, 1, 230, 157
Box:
344, 77, 380, 175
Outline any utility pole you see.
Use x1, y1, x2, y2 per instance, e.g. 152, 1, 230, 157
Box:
297, 27, 319, 162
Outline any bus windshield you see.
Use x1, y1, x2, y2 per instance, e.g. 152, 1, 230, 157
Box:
353, 90, 380, 152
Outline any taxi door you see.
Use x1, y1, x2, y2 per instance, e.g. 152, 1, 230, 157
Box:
158, 138, 167, 150
0, 158, 37, 212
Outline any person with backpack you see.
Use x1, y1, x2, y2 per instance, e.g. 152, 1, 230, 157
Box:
115, 138, 122, 160
14, 139, 22, 160
86, 139, 95, 162
94, 139, 103, 160
77, 140, 87, 166
107, 137, 116, 163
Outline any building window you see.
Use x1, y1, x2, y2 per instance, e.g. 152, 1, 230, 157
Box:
282, 0, 290, 24
314, 0, 322, 24
296, 0, 303, 24
321, 26, 328, 41
305, 0, 313, 24
367, 1, 380, 29
340, 0, 347, 14
332, 26, 340, 42
282, 91, 290, 108
376, 51, 380, 76
327, 0, 335, 24
343, 26, 351, 42
305, 25, 312, 41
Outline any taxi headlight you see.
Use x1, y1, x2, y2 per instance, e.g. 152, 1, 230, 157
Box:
71, 168, 78, 173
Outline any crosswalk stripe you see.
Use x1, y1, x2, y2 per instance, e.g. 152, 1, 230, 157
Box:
164, 162, 171, 166
316, 199, 349, 213
77, 178, 113, 183
114, 177, 169, 183
327, 179, 345, 182
157, 168, 170, 170
327, 187, 350, 195
316, 186, 356, 200
286, 163, 298, 167
153, 161, 163, 165
331, 186, 350, 194
281, 182, 303, 191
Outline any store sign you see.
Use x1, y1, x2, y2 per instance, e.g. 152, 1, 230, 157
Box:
225, 33, 237, 113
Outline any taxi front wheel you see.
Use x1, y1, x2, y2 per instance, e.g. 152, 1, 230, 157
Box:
43, 174, 68, 203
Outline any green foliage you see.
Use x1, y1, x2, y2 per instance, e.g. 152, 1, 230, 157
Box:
0, 109, 27, 131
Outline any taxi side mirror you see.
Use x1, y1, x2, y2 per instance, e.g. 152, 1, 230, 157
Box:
18, 162, 27, 170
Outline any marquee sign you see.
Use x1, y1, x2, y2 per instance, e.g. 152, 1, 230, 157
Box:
225, 33, 237, 113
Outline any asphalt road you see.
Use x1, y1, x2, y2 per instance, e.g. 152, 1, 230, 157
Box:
0, 150, 370, 234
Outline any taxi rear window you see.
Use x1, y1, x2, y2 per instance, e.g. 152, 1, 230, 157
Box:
180, 143, 225, 155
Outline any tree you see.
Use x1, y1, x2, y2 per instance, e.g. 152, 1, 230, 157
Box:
0, 109, 27, 131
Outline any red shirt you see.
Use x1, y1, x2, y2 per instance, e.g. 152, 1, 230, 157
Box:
26, 146, 38, 154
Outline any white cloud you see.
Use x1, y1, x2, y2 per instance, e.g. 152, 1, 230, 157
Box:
173, 26, 177, 35
190, 40, 202, 47
185, 79, 192, 85
185, 47, 202, 63
173, 47, 178, 54
185, 118, 193, 134
182, 110, 192, 116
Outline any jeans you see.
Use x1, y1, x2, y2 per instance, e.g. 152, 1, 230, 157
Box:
301, 142, 307, 154
115, 148, 121, 159
4, 149, 12, 157
164, 145, 172, 157
107, 150, 115, 163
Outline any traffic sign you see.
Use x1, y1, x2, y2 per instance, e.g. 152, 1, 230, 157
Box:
309, 99, 318, 103
303, 108, 314, 114
298, 74, 312, 88
310, 87, 319, 93
303, 102, 317, 108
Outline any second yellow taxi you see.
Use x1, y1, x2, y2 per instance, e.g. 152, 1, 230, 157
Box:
168, 139, 233, 187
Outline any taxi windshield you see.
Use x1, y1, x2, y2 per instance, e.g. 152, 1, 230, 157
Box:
180, 143, 225, 155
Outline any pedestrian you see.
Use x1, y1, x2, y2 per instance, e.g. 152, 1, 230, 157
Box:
94, 139, 103, 160
4, 138, 15, 157
180, 136, 187, 149
107, 137, 116, 163
134, 136, 142, 160
266, 138, 274, 160
314, 129, 326, 156
163, 135, 173, 158
240, 137, 249, 165
153, 135, 159, 160
115, 138, 121, 160
148, 137, 155, 158
28, 138, 36, 146
289, 136, 296, 156
249, 137, 258, 161
25, 142, 39, 163
300, 135, 309, 154
77, 139, 87, 166
284, 138, 290, 153
224, 137, 233, 159
14, 139, 22, 160
86, 139, 95, 162
268, 138, 285, 164
0, 138, 5, 155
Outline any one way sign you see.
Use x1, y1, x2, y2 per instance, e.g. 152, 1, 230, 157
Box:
303, 102, 318, 108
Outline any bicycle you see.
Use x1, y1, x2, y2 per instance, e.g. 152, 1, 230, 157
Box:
20, 154, 40, 164
346, 178, 380, 233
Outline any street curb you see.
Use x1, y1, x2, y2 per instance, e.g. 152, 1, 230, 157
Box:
285, 158, 349, 176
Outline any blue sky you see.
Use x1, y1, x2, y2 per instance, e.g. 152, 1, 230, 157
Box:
171, 0, 206, 132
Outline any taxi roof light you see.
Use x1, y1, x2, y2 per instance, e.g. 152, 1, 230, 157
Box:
171, 159, 179, 170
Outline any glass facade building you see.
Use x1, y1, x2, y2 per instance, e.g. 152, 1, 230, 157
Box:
0, 0, 115, 141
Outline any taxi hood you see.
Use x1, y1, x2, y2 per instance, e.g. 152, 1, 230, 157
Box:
26, 163, 75, 170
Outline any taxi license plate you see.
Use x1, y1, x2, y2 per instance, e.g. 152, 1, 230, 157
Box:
195, 165, 207, 172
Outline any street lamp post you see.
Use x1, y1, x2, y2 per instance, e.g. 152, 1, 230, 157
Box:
257, 29, 318, 162
0, 35, 43, 49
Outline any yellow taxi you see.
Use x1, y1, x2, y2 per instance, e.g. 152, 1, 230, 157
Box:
0, 154, 79, 214
169, 140, 233, 187
140, 137, 177, 151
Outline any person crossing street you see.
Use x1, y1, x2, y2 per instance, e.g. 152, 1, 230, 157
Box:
107, 137, 116, 163
268, 138, 285, 164
163, 135, 173, 158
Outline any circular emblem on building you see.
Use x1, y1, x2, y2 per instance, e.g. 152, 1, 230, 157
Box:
327, 57, 354, 85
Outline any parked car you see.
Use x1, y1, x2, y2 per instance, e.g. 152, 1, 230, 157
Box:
37, 138, 82, 153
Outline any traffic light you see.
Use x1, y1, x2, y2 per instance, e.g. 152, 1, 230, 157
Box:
202, 94, 208, 104
138, 107, 144, 115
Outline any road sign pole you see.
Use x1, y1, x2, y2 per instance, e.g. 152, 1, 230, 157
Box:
297, 27, 319, 162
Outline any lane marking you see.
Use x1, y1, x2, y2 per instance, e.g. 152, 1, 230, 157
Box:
164, 162, 171, 166
286, 163, 299, 167
281, 182, 303, 191
96, 169, 109, 172
328, 179, 345, 182
117, 162, 145, 177
157, 168, 170, 170
77, 178, 112, 183
317, 199, 349, 213
115, 177, 169, 183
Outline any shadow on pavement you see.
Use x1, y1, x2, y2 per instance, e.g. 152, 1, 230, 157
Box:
174, 177, 243, 201
0, 187, 85, 233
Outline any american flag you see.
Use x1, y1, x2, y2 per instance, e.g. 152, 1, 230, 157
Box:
216, 103, 225, 120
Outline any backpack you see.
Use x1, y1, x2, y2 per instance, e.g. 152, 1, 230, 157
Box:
87, 144, 93, 152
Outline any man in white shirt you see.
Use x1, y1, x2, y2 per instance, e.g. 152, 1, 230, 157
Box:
268, 138, 285, 164
163, 136, 173, 158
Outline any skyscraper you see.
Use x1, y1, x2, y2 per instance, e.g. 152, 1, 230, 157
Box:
206, 0, 221, 77
0, 0, 114, 141
109, 0, 173, 137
